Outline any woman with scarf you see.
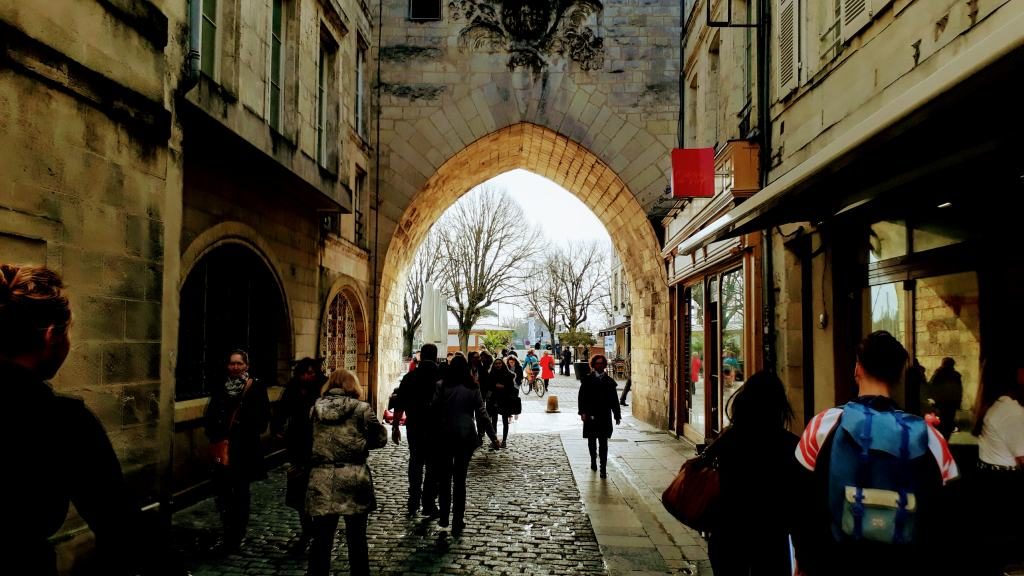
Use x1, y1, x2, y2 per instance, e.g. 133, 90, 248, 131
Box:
271, 357, 326, 552
204, 349, 271, 550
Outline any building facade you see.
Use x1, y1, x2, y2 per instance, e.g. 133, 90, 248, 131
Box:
670, 0, 1024, 462
0, 0, 375, 570
662, 0, 766, 443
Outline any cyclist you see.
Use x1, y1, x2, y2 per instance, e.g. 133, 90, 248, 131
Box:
523, 349, 540, 386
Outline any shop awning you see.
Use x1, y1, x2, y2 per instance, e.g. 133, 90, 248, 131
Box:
678, 12, 1024, 256
598, 321, 631, 337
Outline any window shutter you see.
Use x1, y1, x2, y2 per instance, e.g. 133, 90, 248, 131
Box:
777, 0, 799, 96
840, 0, 870, 43
871, 0, 893, 14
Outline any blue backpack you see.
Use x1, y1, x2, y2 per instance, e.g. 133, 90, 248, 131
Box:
827, 402, 930, 545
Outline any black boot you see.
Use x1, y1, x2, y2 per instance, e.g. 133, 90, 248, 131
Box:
590, 458, 597, 471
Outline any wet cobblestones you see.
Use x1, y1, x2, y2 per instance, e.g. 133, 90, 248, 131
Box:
174, 433, 606, 575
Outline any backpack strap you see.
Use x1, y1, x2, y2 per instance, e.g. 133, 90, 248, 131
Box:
893, 413, 913, 544
850, 403, 874, 540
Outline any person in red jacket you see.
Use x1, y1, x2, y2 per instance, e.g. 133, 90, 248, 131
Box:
540, 350, 556, 392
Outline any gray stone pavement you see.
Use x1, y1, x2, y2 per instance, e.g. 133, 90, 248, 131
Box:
173, 372, 709, 575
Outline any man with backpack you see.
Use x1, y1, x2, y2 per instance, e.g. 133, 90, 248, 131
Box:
794, 331, 958, 576
392, 343, 444, 517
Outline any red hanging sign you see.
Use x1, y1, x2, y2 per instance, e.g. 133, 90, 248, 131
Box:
671, 148, 715, 198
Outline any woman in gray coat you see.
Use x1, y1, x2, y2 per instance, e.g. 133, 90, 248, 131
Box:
306, 369, 387, 576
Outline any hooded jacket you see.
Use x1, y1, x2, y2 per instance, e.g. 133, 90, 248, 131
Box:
306, 390, 388, 516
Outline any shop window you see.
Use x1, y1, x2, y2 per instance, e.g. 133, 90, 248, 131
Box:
869, 281, 907, 343
869, 220, 907, 262
912, 219, 968, 254
720, 268, 745, 427
688, 283, 706, 437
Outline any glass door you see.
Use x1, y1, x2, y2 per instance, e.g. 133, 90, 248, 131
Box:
687, 282, 706, 437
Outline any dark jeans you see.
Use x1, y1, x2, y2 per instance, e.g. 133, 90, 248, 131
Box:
587, 437, 609, 470
213, 465, 251, 546
560, 361, 569, 376
543, 378, 550, 391
437, 444, 474, 528
406, 425, 438, 512
487, 404, 511, 442
308, 514, 369, 576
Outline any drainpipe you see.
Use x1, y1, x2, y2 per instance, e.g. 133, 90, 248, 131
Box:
678, 0, 686, 150
185, 0, 201, 89
757, 0, 776, 372
369, 0, 383, 407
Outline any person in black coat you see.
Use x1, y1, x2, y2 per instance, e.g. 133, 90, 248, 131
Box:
561, 347, 572, 376
490, 357, 517, 447
0, 263, 185, 576
432, 355, 498, 535
392, 343, 443, 516
706, 371, 801, 576
204, 348, 271, 550
578, 355, 621, 478
271, 357, 326, 550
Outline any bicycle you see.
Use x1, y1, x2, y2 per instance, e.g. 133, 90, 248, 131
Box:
525, 369, 545, 397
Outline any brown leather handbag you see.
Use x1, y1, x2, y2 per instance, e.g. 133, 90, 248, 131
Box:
661, 449, 721, 533
208, 378, 254, 467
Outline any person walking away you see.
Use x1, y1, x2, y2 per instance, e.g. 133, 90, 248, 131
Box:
306, 369, 387, 576
271, 357, 325, 551
561, 347, 572, 376
578, 355, 621, 478
540, 350, 556, 392
706, 371, 801, 576
492, 357, 517, 447
392, 343, 443, 516
0, 264, 187, 576
970, 357, 1024, 575
794, 331, 959, 576
432, 355, 498, 535
927, 357, 963, 439
205, 348, 271, 550
477, 351, 494, 445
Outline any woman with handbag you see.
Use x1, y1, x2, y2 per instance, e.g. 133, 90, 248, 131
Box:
271, 357, 325, 552
305, 368, 387, 576
578, 355, 621, 478
204, 349, 270, 550
706, 370, 800, 576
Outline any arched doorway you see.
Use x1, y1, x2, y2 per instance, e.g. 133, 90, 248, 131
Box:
320, 288, 369, 400
376, 123, 670, 426
176, 243, 291, 399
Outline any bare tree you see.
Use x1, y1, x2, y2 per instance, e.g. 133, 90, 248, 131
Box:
521, 251, 561, 341
553, 241, 606, 332
436, 185, 533, 353
402, 229, 441, 358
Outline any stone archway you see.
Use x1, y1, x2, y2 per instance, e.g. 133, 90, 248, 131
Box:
321, 279, 370, 401
376, 123, 670, 427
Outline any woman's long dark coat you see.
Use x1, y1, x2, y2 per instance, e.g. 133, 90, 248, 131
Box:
577, 372, 621, 438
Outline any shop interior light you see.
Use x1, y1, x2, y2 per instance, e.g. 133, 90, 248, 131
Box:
937, 202, 953, 209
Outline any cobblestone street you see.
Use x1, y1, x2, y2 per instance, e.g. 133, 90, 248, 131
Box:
173, 373, 708, 575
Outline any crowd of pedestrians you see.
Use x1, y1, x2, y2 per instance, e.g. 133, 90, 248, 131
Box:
5, 262, 1021, 576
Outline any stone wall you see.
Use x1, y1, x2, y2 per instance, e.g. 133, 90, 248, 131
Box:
0, 0, 173, 502
373, 0, 680, 427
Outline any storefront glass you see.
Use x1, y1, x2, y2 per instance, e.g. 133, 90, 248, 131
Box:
865, 217, 980, 438
688, 283, 705, 437
721, 268, 744, 426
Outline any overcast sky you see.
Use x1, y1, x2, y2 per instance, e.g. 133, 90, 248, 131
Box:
483, 169, 612, 325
